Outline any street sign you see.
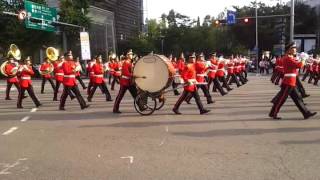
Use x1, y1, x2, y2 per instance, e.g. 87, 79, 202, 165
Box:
80, 32, 91, 60
227, 11, 236, 25
24, 0, 57, 32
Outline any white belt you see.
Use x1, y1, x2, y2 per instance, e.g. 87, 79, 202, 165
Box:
21, 77, 31, 80
196, 74, 206, 77
94, 75, 104, 78
227, 67, 234, 69
284, 73, 297, 77
188, 79, 197, 85
121, 75, 130, 79
174, 75, 181, 77
217, 69, 225, 71
56, 73, 64, 76
208, 70, 217, 72
64, 75, 75, 78
115, 71, 121, 73
90, 72, 94, 74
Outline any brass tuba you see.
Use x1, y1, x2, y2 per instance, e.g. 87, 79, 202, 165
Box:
46, 47, 59, 62
7, 44, 21, 61
1, 44, 21, 77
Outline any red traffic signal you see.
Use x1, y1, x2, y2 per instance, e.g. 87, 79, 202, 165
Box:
18, 10, 27, 21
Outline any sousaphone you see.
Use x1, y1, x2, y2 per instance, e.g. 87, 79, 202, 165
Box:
0, 44, 21, 77
39, 47, 58, 75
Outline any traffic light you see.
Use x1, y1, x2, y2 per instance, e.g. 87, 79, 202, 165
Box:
214, 20, 220, 25
17, 10, 27, 21
244, 18, 249, 23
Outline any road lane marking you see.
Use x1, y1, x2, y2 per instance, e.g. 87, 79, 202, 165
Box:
20, 116, 30, 122
166, 126, 169, 132
30, 108, 38, 113
2, 127, 18, 136
121, 156, 134, 164
0, 158, 28, 175
159, 138, 166, 146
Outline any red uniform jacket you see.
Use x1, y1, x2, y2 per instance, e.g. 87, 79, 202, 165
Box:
195, 60, 207, 83
109, 62, 115, 76
276, 57, 284, 73
241, 61, 246, 72
87, 62, 95, 81
176, 59, 185, 74
5, 63, 19, 83
19, 65, 34, 89
120, 59, 133, 87
312, 61, 318, 73
53, 61, 64, 82
40, 62, 52, 79
113, 62, 122, 77
216, 62, 225, 77
181, 64, 197, 92
227, 61, 234, 75
62, 60, 77, 87
92, 63, 105, 84
207, 61, 217, 79
282, 55, 303, 87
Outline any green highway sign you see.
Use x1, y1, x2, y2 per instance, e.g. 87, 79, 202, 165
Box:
24, 0, 57, 32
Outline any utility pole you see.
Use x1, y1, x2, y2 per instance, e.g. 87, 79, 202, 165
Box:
255, 0, 259, 74
290, 0, 295, 42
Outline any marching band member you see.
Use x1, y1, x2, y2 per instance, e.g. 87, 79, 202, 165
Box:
240, 56, 248, 82
269, 42, 316, 120
234, 58, 246, 85
86, 58, 96, 95
274, 56, 284, 85
17, 57, 42, 109
113, 50, 139, 114
75, 57, 87, 90
111, 54, 121, 91
59, 51, 89, 110
172, 54, 210, 115
216, 57, 233, 91
53, 56, 75, 101
194, 53, 214, 104
40, 57, 56, 94
171, 55, 180, 96
87, 55, 112, 102
313, 56, 320, 85
226, 57, 241, 87
207, 53, 227, 96
4, 55, 20, 100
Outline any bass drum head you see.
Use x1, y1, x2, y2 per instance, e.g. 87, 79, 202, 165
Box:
133, 55, 169, 93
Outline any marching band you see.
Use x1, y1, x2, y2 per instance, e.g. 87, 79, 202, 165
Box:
0, 42, 317, 119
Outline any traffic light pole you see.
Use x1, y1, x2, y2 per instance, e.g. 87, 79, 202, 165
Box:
290, 0, 295, 42
255, 1, 259, 74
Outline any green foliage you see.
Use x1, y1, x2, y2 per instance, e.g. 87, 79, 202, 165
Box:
0, 0, 56, 58
128, 2, 318, 57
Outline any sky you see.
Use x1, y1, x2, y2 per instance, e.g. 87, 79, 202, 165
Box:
144, 0, 291, 21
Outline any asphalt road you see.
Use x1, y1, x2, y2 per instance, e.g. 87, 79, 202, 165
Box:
0, 74, 319, 180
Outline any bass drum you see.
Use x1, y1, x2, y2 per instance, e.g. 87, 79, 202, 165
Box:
133, 54, 175, 93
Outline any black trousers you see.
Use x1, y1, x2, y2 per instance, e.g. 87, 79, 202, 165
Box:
186, 84, 213, 103
88, 82, 112, 101
172, 82, 180, 95
296, 77, 308, 97
53, 81, 75, 101
6, 82, 20, 99
17, 85, 40, 108
41, 78, 55, 93
237, 73, 246, 85
173, 90, 205, 112
228, 74, 241, 87
208, 78, 227, 95
219, 76, 232, 90
271, 70, 279, 83
76, 76, 87, 89
113, 85, 138, 112
87, 80, 93, 95
111, 76, 120, 90
270, 85, 310, 117
302, 70, 310, 81
59, 85, 87, 109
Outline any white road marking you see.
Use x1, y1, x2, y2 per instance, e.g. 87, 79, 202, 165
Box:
20, 116, 30, 122
159, 138, 166, 146
121, 156, 134, 164
0, 158, 28, 175
166, 126, 169, 132
2, 127, 18, 136
30, 108, 38, 113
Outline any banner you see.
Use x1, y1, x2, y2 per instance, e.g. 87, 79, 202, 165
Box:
80, 32, 91, 60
